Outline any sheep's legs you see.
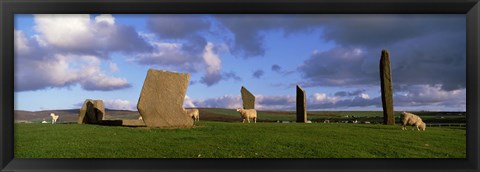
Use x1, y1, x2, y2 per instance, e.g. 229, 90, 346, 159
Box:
242, 119, 245, 123
247, 118, 250, 123
254, 117, 256, 123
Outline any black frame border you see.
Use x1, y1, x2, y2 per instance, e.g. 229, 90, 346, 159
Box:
1, 0, 479, 171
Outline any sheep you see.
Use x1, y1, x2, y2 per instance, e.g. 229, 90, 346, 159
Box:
236, 108, 257, 123
185, 108, 200, 121
50, 113, 59, 124
401, 111, 426, 131
138, 116, 143, 120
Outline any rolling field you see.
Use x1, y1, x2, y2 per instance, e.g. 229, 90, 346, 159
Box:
15, 122, 465, 158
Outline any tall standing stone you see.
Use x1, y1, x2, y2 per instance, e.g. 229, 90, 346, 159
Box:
296, 85, 307, 123
241, 86, 255, 109
78, 99, 105, 124
137, 69, 193, 128
380, 50, 395, 125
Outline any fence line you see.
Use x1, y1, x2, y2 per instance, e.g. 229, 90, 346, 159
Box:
427, 123, 466, 127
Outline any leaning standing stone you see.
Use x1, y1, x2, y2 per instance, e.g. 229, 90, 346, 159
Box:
380, 50, 395, 125
137, 69, 193, 128
241, 86, 255, 109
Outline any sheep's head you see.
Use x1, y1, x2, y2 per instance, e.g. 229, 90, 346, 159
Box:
236, 108, 242, 112
50, 113, 55, 116
419, 122, 426, 131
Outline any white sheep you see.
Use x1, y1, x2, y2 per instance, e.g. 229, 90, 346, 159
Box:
236, 108, 257, 123
401, 111, 426, 131
185, 109, 200, 121
50, 113, 59, 124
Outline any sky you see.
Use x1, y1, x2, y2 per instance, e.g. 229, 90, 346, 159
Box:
14, 14, 466, 112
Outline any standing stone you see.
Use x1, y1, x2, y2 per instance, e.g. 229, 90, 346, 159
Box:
296, 85, 307, 123
78, 99, 105, 124
137, 69, 193, 128
241, 86, 255, 109
380, 50, 395, 125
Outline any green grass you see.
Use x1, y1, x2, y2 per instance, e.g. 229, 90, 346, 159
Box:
200, 108, 466, 124
15, 121, 465, 158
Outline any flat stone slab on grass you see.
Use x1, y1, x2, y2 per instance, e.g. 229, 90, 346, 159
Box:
137, 69, 193, 128
100, 119, 146, 127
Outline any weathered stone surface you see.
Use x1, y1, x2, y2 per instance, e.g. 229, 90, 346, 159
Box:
380, 50, 395, 125
296, 85, 307, 123
137, 69, 193, 128
78, 99, 105, 124
241, 86, 255, 109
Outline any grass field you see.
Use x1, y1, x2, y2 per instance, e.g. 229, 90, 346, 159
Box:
15, 121, 466, 158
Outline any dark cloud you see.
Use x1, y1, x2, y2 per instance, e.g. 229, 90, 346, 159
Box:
252, 69, 264, 79
103, 25, 153, 54
271, 64, 282, 73
200, 71, 242, 87
298, 29, 465, 91
223, 71, 242, 81
320, 15, 464, 48
189, 80, 198, 86
147, 14, 211, 40
200, 72, 222, 86
334, 89, 366, 97
214, 15, 283, 58
212, 14, 465, 92
298, 47, 377, 87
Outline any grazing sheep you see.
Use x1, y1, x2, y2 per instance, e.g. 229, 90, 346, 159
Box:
236, 108, 257, 123
185, 109, 200, 121
50, 113, 59, 124
401, 111, 426, 131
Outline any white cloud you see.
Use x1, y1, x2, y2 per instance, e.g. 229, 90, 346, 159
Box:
14, 37, 131, 92
310, 93, 338, 104
34, 14, 94, 50
183, 95, 196, 108
394, 84, 465, 108
14, 30, 31, 55
95, 14, 115, 25
203, 42, 221, 74
359, 93, 370, 99
32, 14, 151, 55
14, 14, 147, 92
103, 99, 136, 111
189, 95, 242, 109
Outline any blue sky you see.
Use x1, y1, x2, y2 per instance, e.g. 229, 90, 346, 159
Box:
14, 14, 466, 112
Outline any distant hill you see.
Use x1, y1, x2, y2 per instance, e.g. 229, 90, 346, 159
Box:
14, 108, 466, 124
14, 109, 141, 123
